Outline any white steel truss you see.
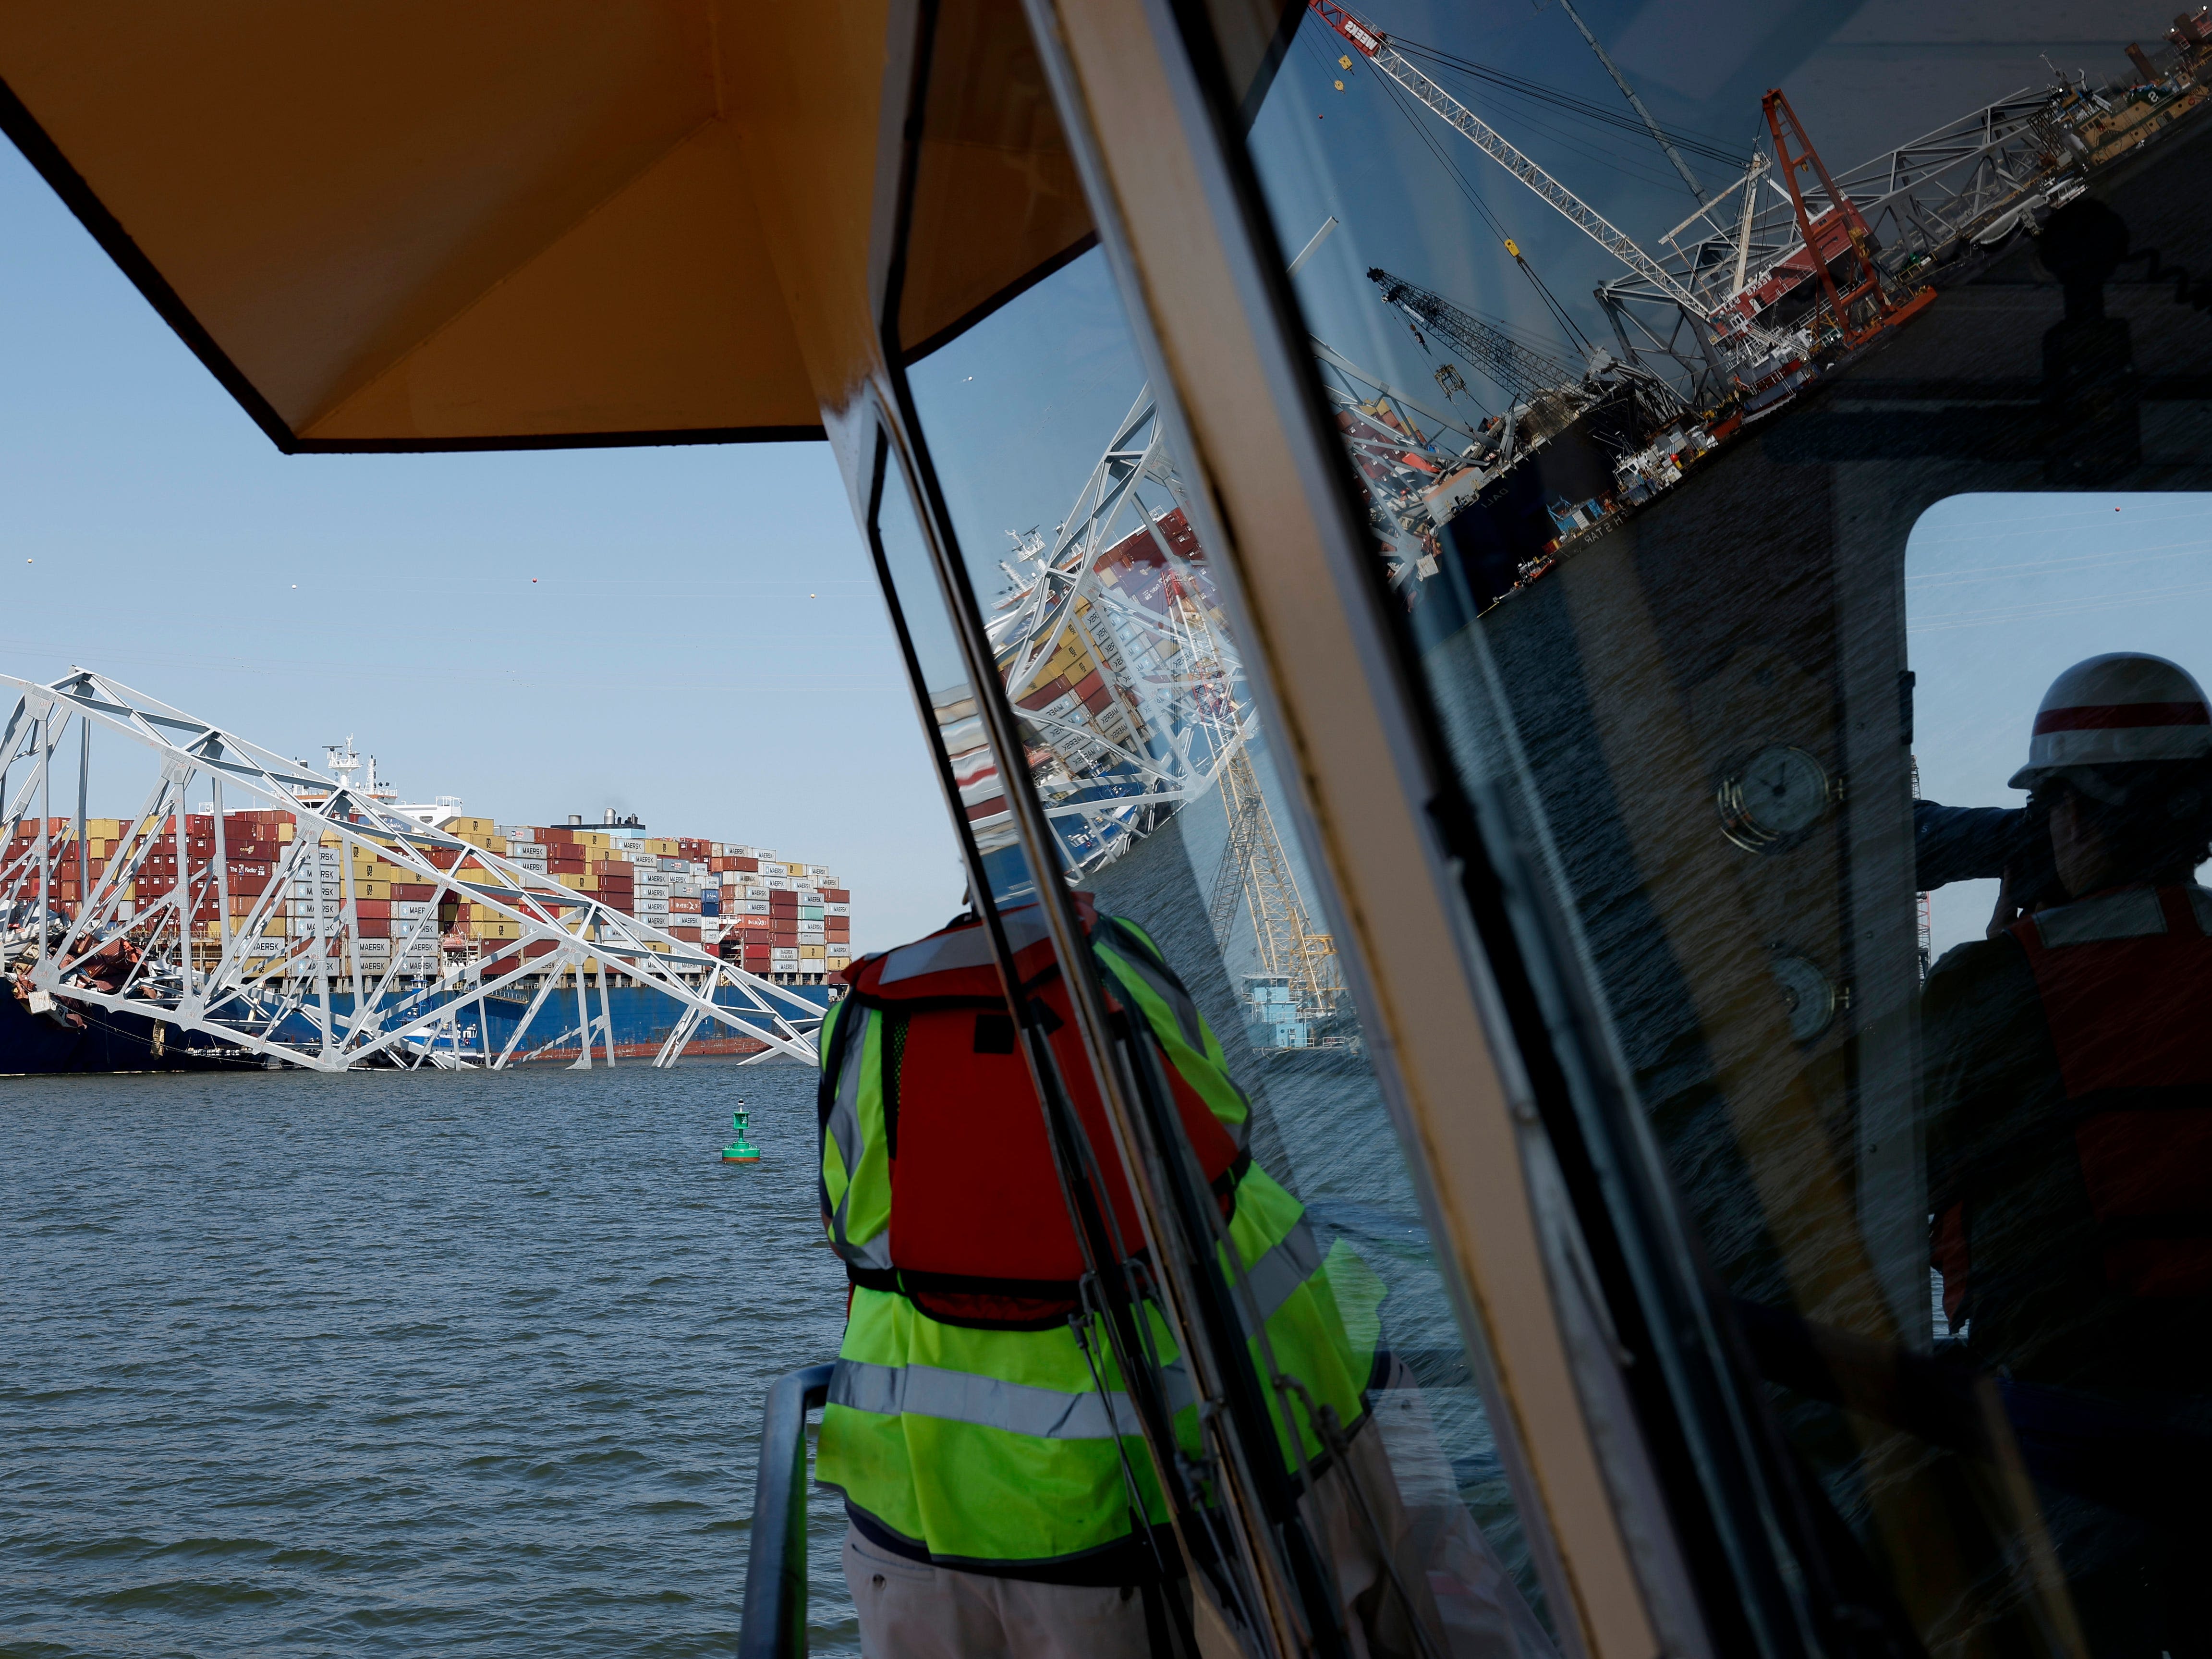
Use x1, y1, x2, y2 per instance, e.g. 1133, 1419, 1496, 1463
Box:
985, 393, 1254, 872
0, 669, 821, 1071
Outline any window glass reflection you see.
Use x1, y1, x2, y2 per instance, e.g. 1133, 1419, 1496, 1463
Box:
1229, 0, 2212, 1650
870, 445, 1038, 906
901, 242, 1558, 1646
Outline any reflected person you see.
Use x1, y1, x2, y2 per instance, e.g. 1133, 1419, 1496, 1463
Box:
810, 892, 1541, 1659
1922, 652, 2212, 1657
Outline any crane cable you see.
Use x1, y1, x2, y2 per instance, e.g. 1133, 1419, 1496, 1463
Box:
1362, 61, 1596, 362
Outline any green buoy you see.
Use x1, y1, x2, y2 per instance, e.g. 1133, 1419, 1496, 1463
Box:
721, 1102, 762, 1163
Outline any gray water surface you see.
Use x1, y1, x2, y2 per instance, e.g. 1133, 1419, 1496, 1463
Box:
1, 1061, 855, 1658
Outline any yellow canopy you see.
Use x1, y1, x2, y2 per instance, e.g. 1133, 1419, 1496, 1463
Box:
0, 1, 1085, 451
0, 0, 1295, 451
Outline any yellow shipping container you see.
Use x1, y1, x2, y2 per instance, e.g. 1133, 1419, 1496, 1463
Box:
556, 872, 585, 889
353, 881, 390, 901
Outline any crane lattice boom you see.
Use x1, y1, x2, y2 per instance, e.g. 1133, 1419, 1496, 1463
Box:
1368, 268, 1578, 401
1206, 749, 1340, 1019
1310, 0, 1784, 360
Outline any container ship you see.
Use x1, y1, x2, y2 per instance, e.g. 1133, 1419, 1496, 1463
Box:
2, 691, 851, 1075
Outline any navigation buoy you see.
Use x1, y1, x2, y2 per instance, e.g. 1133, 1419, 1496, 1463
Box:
721, 1103, 762, 1163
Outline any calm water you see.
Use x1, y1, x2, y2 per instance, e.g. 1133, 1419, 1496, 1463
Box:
0, 1061, 857, 1658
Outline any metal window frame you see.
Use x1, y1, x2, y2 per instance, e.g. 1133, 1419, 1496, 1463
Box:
854, 10, 1360, 1646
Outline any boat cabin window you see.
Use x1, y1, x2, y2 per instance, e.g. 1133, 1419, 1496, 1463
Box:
860, 0, 1573, 1644
1204, 0, 2212, 1651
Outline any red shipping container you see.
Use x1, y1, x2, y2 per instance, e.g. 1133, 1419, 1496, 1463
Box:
390, 884, 436, 901
728, 857, 760, 872
358, 919, 391, 938
821, 889, 850, 903
668, 896, 701, 914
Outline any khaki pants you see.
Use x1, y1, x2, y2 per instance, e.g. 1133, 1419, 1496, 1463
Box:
844, 1396, 1544, 1659
844, 1528, 1155, 1659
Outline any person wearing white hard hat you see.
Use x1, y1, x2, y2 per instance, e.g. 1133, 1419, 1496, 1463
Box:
1922, 652, 2212, 1659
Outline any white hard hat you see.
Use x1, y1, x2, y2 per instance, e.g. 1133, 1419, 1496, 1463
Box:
2010, 651, 2212, 790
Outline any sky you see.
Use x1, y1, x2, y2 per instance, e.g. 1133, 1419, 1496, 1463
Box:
1907, 495, 2212, 959
0, 145, 962, 954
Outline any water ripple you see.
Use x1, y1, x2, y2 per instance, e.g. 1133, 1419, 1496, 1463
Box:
0, 1061, 853, 1656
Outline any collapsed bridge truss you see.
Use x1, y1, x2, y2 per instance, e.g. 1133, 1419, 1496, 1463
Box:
0, 669, 821, 1071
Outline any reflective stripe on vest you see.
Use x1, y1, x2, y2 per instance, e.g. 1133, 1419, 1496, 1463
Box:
1223, 1166, 1381, 1465
816, 1285, 1175, 1565
1094, 921, 1251, 1151
818, 1183, 1384, 1565
820, 1001, 892, 1275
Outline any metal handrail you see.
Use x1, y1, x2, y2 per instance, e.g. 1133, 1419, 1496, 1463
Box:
738, 1361, 836, 1659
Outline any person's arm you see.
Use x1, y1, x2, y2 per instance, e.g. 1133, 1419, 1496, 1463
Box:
1921, 934, 2043, 1328
1914, 800, 2027, 891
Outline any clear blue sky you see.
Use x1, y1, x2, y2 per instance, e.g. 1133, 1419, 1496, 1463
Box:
1908, 494, 2212, 959
0, 145, 961, 953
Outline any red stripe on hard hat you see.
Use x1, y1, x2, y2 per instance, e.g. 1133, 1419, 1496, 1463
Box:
2033, 701, 2211, 734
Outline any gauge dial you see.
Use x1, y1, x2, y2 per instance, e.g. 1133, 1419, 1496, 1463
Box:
1718, 744, 1832, 851
1771, 953, 1838, 1044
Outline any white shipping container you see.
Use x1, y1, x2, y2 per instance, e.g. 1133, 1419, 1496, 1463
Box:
825, 903, 850, 916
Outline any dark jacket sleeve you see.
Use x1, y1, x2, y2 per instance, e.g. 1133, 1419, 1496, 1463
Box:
1921, 933, 2045, 1232
1914, 800, 2027, 891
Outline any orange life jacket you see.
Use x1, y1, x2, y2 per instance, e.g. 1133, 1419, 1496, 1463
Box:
825, 897, 1246, 1323
2000, 884, 2212, 1299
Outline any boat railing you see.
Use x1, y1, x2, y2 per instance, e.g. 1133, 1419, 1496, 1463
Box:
738, 1361, 835, 1659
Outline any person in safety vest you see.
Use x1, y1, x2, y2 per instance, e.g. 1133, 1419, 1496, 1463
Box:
1923, 652, 2212, 1658
811, 894, 1521, 1659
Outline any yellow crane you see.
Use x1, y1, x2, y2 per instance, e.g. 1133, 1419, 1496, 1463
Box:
1205, 748, 1342, 1024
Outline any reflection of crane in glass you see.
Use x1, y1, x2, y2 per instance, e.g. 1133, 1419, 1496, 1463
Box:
1206, 748, 1342, 1031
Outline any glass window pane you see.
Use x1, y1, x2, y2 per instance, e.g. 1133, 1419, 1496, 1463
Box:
904, 253, 1558, 1649
871, 444, 1040, 907
890, 10, 1567, 1628
1224, 0, 2212, 1648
